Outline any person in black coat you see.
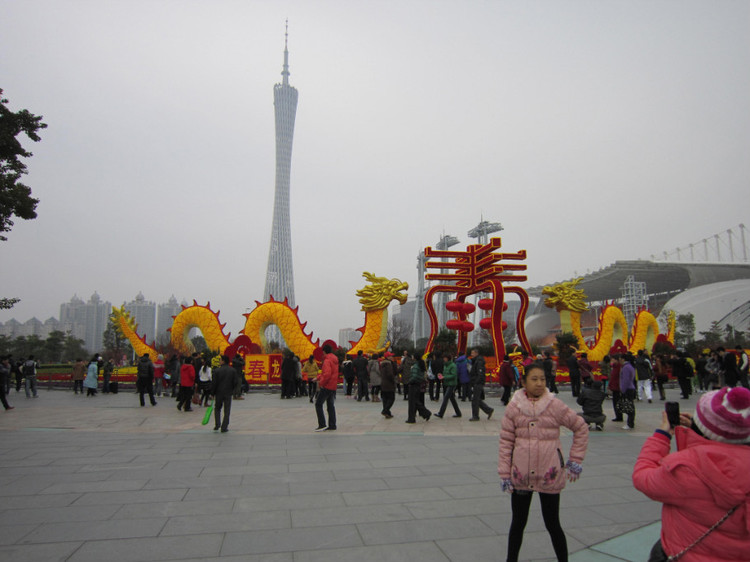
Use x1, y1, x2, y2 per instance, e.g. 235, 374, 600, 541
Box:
211, 355, 237, 432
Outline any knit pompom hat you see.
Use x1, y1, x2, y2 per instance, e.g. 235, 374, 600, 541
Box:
694, 387, 750, 444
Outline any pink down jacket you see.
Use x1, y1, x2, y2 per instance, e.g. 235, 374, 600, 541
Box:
632, 427, 750, 562
498, 388, 588, 493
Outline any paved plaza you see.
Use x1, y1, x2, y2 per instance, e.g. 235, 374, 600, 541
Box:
0, 385, 690, 561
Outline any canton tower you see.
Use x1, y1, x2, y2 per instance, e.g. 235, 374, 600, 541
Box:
263, 23, 299, 316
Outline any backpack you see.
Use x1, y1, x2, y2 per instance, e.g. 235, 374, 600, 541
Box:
22, 361, 35, 377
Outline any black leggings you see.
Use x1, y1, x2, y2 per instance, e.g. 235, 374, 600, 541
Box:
507, 491, 567, 562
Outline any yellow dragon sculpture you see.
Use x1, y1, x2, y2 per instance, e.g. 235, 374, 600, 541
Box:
542, 278, 675, 361
112, 272, 408, 359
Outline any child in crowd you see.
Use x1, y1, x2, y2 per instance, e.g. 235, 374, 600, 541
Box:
498, 362, 589, 562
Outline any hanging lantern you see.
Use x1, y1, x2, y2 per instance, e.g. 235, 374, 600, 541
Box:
479, 317, 493, 330
462, 303, 476, 314
461, 321, 475, 332
478, 298, 493, 310
446, 319, 463, 331
445, 300, 463, 312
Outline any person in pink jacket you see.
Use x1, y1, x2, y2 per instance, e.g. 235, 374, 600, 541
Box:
498, 363, 589, 562
633, 386, 750, 562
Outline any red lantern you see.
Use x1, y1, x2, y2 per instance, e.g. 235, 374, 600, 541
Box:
461, 321, 475, 332
445, 300, 463, 312
479, 317, 493, 330
446, 319, 463, 331
503, 302, 508, 311
478, 298, 493, 310
502, 321, 508, 330
462, 302, 476, 314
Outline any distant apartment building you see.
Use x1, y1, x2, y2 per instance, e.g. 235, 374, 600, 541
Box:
338, 328, 360, 349
156, 295, 183, 346
123, 292, 157, 345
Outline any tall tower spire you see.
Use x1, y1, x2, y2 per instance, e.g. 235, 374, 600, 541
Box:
263, 22, 299, 345
281, 19, 290, 86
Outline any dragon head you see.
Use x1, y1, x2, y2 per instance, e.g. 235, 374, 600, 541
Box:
356, 272, 409, 312
542, 278, 589, 313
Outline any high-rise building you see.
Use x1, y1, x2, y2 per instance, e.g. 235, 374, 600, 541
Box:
58, 293, 110, 353
124, 292, 156, 344
263, 23, 299, 335
157, 295, 182, 346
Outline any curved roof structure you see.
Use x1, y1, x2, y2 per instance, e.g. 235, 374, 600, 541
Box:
528, 261, 750, 304
660, 279, 750, 334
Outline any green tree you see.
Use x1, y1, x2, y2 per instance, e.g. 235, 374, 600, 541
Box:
433, 328, 457, 357
555, 332, 579, 361
0, 88, 47, 241
44, 330, 66, 362
0, 297, 20, 309
191, 336, 207, 353
102, 317, 132, 360
62, 333, 88, 362
674, 313, 695, 349
698, 321, 723, 348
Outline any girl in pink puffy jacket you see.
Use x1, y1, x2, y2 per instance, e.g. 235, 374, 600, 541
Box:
498, 363, 589, 562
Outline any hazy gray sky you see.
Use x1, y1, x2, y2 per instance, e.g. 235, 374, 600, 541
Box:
2, 0, 748, 344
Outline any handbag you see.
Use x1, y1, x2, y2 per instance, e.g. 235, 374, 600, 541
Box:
648, 505, 739, 561
616, 395, 635, 415
201, 399, 213, 425
192, 392, 201, 405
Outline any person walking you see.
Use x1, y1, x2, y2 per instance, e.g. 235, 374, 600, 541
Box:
136, 353, 157, 406
498, 355, 515, 406
399, 350, 415, 401
543, 351, 558, 394
71, 358, 85, 394
456, 351, 471, 401
635, 349, 654, 403
618, 353, 637, 430
302, 355, 320, 403
83, 355, 98, 397
22, 355, 39, 398
353, 350, 369, 402
176, 356, 195, 411
211, 355, 237, 432
434, 353, 461, 418
379, 352, 396, 418
102, 358, 115, 394
197, 360, 212, 406
499, 363, 589, 562
368, 353, 382, 402
314, 344, 338, 431
405, 356, 431, 423
633, 386, 750, 562
609, 353, 623, 423
566, 353, 581, 397
0, 356, 14, 410
469, 348, 494, 421
152, 354, 165, 397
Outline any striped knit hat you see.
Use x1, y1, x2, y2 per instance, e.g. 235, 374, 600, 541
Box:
694, 387, 750, 444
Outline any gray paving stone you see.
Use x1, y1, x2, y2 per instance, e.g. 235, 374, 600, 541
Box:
220, 525, 363, 556
294, 541, 451, 562
112, 499, 235, 519
342, 486, 452, 506
0, 504, 120, 525
71, 488, 187, 506
67, 533, 224, 562
38, 479, 148, 494
19, 516, 166, 544
0, 541, 82, 562
357, 514, 495, 545
233, 491, 346, 512
161, 510, 290, 535
291, 503, 413, 527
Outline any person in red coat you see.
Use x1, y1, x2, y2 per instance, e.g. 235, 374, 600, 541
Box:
176, 356, 196, 412
633, 386, 750, 561
314, 345, 339, 431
